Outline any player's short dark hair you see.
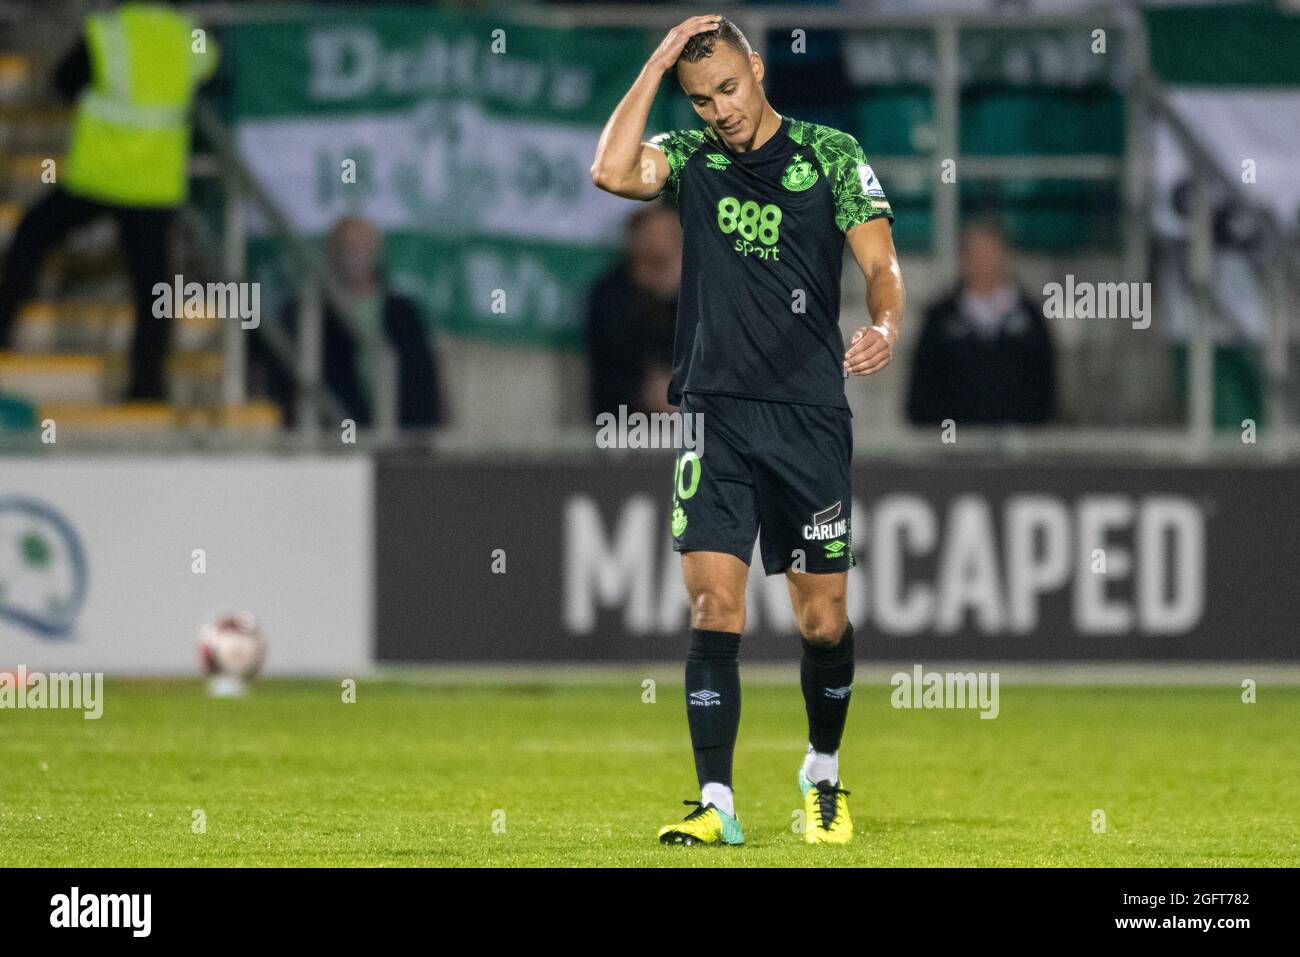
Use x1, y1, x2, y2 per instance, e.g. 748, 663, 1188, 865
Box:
677, 17, 753, 72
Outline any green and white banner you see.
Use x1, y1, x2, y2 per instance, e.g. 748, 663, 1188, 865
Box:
225, 7, 670, 347
1145, 4, 1300, 345
1148, 3, 1300, 229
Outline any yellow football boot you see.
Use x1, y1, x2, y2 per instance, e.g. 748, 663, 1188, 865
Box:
658, 800, 745, 846
799, 769, 853, 844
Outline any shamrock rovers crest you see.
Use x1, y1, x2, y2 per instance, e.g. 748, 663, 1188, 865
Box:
781, 153, 818, 191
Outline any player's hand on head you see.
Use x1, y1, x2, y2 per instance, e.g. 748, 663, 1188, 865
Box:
843, 322, 896, 376
650, 15, 723, 72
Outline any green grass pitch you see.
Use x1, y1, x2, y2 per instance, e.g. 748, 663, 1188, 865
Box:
2, 678, 1297, 866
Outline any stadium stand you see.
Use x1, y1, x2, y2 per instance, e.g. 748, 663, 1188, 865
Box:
0, 2, 279, 444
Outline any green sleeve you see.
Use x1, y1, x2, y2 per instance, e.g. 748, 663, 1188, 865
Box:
824, 131, 894, 233
647, 128, 707, 201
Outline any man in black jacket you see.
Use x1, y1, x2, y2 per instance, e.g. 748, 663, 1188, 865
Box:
585, 203, 681, 418
906, 220, 1056, 426
253, 216, 445, 429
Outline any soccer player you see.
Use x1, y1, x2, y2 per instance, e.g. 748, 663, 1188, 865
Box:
591, 15, 905, 846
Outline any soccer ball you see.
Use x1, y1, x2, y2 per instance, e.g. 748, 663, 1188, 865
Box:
198, 613, 266, 689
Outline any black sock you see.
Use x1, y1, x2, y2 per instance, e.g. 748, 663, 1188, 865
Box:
685, 629, 741, 789
801, 621, 855, 756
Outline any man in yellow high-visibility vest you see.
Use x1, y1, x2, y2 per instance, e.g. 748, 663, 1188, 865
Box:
0, 1, 217, 400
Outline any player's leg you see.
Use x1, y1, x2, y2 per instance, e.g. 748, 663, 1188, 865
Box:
658, 550, 749, 846
752, 398, 856, 843
788, 567, 853, 783
683, 549, 747, 800
659, 395, 756, 846
787, 568, 855, 843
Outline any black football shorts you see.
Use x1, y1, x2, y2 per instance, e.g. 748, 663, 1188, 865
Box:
670, 391, 854, 575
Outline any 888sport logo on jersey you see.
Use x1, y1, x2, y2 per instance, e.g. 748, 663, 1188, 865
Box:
716, 196, 783, 261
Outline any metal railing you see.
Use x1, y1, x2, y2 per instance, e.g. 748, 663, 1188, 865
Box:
190, 101, 399, 446
1144, 82, 1299, 458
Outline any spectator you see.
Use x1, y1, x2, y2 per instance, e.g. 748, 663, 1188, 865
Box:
586, 203, 681, 418
0, 1, 217, 400
253, 216, 446, 429
906, 220, 1056, 426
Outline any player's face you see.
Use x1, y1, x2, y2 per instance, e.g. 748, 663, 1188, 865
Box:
677, 45, 765, 149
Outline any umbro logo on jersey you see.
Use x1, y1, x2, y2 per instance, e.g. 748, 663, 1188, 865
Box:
824, 686, 853, 700
689, 690, 722, 706
705, 153, 731, 170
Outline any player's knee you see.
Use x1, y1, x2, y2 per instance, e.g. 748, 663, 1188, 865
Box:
797, 605, 847, 646
690, 589, 744, 633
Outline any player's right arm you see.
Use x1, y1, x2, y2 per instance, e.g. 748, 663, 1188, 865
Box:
589, 14, 721, 200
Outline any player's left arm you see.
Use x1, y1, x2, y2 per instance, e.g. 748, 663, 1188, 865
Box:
843, 218, 906, 376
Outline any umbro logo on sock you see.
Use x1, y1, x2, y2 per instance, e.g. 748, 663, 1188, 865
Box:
823, 686, 853, 700
689, 690, 721, 706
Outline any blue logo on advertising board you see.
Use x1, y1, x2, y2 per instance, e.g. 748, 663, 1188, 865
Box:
0, 497, 89, 640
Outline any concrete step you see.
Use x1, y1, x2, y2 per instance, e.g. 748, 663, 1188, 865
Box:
0, 346, 237, 406
0, 350, 104, 402
166, 349, 228, 406
177, 402, 282, 430
36, 400, 173, 429
12, 300, 221, 353
34, 400, 283, 434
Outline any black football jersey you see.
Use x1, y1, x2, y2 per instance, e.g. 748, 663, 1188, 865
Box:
649, 115, 894, 409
